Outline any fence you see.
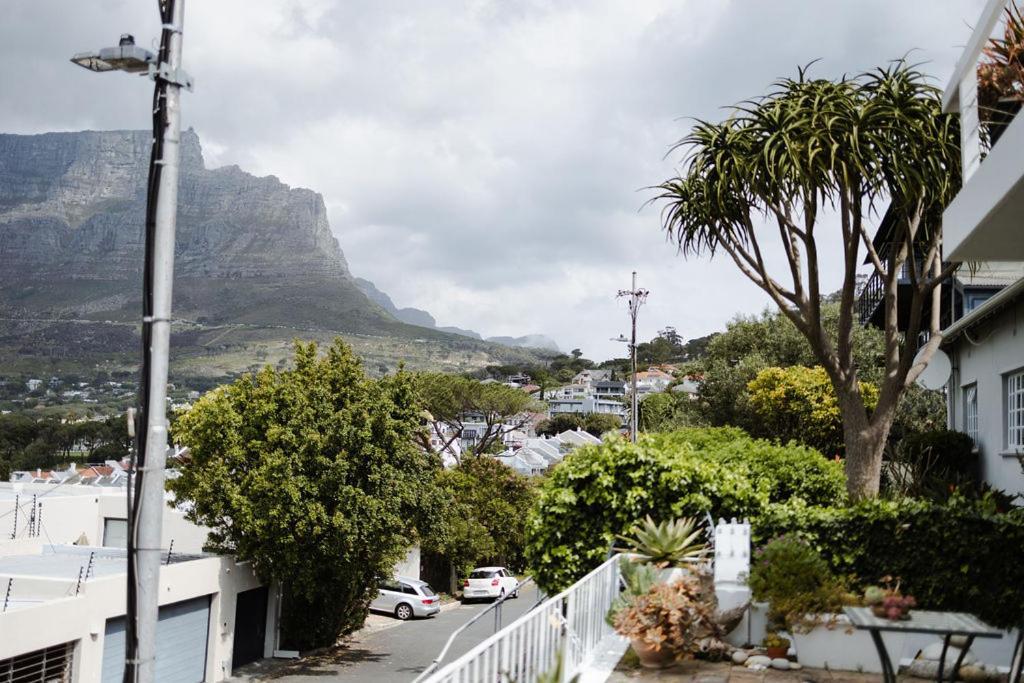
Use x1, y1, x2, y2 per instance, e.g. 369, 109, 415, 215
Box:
423, 555, 623, 683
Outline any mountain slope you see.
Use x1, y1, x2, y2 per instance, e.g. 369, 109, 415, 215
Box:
0, 130, 550, 383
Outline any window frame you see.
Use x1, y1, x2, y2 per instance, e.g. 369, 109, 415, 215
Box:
1006, 369, 1024, 452
963, 383, 979, 447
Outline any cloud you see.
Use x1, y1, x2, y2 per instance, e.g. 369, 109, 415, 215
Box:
0, 0, 986, 359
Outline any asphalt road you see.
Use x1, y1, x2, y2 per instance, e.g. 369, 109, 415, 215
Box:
233, 583, 540, 683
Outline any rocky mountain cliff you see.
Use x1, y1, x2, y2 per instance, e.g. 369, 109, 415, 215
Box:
0, 130, 556, 382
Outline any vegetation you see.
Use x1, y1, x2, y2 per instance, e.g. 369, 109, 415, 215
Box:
610, 576, 721, 659
415, 372, 543, 459
884, 429, 978, 499
656, 63, 961, 499
536, 412, 621, 438
0, 413, 130, 479
524, 428, 844, 592
748, 535, 855, 631
615, 515, 708, 568
637, 392, 703, 433
423, 456, 537, 578
169, 339, 436, 649
747, 365, 878, 458
756, 494, 1024, 629
977, 1, 1024, 146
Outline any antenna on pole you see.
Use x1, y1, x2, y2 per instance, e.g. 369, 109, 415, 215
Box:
616, 271, 648, 443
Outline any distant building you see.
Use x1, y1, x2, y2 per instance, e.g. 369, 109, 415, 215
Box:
547, 396, 627, 423
25, 378, 43, 392
593, 380, 627, 399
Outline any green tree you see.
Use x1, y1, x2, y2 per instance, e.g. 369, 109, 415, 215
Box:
169, 339, 435, 649
426, 457, 537, 582
536, 413, 584, 436
582, 413, 623, 438
637, 392, 703, 432
747, 366, 878, 457
417, 373, 544, 460
656, 64, 960, 498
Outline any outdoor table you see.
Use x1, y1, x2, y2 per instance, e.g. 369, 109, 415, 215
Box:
844, 606, 1003, 683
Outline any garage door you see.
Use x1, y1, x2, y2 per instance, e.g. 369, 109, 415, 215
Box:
231, 587, 268, 671
101, 596, 211, 683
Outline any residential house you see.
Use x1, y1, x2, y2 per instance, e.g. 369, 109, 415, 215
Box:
937, 0, 1024, 495
633, 367, 674, 395
0, 483, 277, 681
593, 380, 626, 399
571, 368, 611, 388
547, 396, 627, 423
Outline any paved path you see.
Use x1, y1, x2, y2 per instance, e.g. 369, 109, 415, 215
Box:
232, 584, 540, 682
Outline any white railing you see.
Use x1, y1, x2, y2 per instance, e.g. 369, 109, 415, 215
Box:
943, 0, 1016, 180
424, 555, 623, 683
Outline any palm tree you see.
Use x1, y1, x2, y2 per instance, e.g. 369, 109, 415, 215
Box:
655, 63, 960, 499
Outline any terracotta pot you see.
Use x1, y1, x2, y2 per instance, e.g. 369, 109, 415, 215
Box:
766, 646, 788, 659
630, 638, 675, 669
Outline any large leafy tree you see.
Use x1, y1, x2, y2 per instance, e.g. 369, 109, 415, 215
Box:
170, 340, 435, 648
656, 64, 960, 498
416, 373, 544, 460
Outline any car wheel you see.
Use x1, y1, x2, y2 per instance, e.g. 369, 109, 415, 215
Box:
395, 603, 413, 621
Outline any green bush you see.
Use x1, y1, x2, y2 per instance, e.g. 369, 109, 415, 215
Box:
755, 495, 1024, 629
887, 429, 978, 499
524, 428, 844, 593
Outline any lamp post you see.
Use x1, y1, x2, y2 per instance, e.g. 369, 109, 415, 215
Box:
71, 3, 191, 681
614, 271, 648, 443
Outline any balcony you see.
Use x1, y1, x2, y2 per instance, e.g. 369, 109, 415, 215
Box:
942, 0, 1024, 262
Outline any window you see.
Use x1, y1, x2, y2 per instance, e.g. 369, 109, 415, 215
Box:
0, 643, 73, 682
964, 384, 979, 446
401, 583, 419, 595
103, 518, 128, 548
1008, 370, 1024, 450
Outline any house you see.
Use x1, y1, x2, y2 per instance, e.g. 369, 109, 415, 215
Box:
549, 383, 587, 399
547, 396, 627, 423
0, 483, 277, 681
593, 380, 627, 398
633, 368, 674, 395
938, 0, 1024, 495
571, 368, 611, 388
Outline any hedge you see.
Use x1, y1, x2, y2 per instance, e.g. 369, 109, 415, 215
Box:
524, 428, 845, 593
755, 496, 1024, 629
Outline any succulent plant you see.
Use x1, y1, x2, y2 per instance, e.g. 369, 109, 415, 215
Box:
864, 585, 887, 606
616, 515, 708, 568
763, 633, 791, 649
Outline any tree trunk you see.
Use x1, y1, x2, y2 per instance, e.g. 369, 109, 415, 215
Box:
837, 390, 895, 500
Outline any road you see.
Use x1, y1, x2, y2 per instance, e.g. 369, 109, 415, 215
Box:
232, 584, 540, 683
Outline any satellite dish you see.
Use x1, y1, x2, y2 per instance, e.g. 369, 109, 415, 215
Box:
914, 348, 952, 390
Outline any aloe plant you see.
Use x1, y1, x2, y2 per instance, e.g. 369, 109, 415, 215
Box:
616, 515, 708, 568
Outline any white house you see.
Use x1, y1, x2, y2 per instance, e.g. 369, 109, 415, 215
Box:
547, 397, 627, 423
0, 483, 278, 681
939, 0, 1024, 496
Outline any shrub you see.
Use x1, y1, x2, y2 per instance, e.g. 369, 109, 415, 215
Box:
755, 495, 1024, 629
611, 575, 720, 658
748, 535, 856, 630
886, 429, 978, 499
524, 428, 844, 592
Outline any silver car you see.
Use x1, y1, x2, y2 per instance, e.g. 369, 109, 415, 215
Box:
369, 576, 441, 620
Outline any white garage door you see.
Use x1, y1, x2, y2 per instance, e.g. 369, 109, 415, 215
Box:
101, 596, 211, 683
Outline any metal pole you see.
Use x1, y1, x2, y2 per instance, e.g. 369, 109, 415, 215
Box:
630, 272, 639, 443
131, 2, 185, 680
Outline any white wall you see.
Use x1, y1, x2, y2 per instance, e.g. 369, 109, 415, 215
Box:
394, 544, 421, 580
947, 295, 1024, 495
0, 553, 275, 682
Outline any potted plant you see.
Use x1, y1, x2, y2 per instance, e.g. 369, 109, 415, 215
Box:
616, 515, 709, 581
864, 580, 916, 621
610, 573, 720, 668
763, 633, 790, 659
748, 536, 905, 674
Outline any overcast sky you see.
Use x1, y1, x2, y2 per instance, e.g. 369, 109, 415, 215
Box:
2, 1, 985, 359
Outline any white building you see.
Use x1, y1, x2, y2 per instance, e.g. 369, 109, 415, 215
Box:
939, 0, 1024, 496
547, 396, 627, 423
0, 484, 279, 681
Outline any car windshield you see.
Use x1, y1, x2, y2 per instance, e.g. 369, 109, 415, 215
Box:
470, 570, 496, 579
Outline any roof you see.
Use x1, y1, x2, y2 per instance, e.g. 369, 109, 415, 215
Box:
941, 276, 1024, 344
594, 380, 626, 388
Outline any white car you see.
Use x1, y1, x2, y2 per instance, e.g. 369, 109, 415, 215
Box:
462, 566, 519, 602
369, 577, 441, 620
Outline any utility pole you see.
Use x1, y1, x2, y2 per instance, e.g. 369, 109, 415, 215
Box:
71, 3, 190, 680
616, 271, 648, 443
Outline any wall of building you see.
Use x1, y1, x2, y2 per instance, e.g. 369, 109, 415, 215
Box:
947, 296, 1024, 495
0, 554, 275, 682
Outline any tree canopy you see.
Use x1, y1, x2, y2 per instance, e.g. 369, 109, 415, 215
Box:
169, 339, 436, 648
657, 63, 960, 498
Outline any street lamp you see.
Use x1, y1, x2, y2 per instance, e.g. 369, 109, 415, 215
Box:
70, 5, 190, 682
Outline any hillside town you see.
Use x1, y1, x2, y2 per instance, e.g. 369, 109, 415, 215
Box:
3, 2, 1024, 683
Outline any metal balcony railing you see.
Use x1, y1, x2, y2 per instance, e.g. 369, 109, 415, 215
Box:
421, 555, 623, 683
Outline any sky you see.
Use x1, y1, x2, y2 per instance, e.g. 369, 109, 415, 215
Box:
1, 0, 986, 360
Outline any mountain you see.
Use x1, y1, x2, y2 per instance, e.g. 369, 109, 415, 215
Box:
355, 277, 485, 340
0, 129, 551, 386
486, 334, 561, 352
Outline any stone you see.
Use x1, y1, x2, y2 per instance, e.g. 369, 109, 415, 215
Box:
920, 642, 977, 666
732, 649, 750, 664
770, 657, 790, 670
746, 654, 772, 669
959, 664, 991, 682
789, 662, 802, 670
907, 659, 940, 678
950, 635, 971, 649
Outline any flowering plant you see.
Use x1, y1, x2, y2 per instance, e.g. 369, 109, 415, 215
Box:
864, 577, 916, 620
611, 575, 720, 658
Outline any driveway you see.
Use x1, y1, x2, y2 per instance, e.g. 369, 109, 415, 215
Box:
231, 583, 540, 682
